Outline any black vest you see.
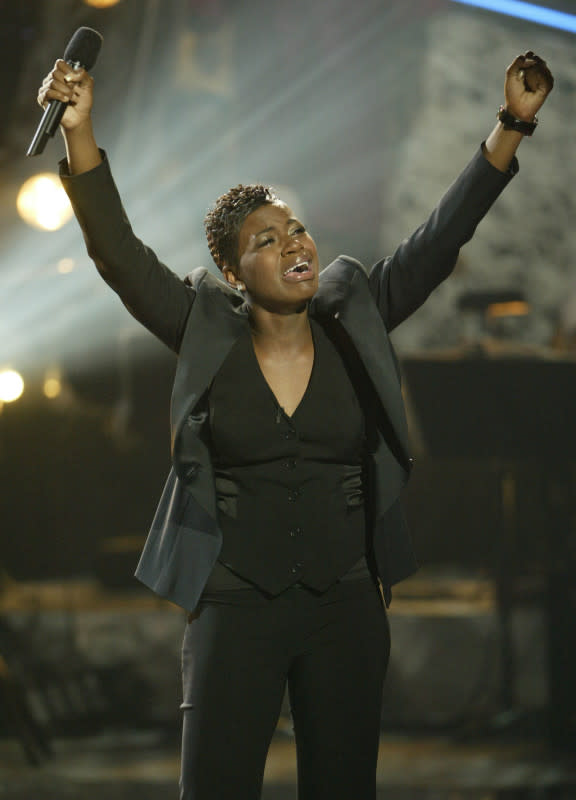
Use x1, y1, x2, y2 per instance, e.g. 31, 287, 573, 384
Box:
205, 319, 367, 595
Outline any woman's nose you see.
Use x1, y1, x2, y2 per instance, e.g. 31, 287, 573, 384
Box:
283, 236, 303, 255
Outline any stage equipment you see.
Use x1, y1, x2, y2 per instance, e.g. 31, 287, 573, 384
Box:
402, 345, 576, 749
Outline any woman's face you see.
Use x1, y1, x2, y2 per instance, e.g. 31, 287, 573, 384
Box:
226, 201, 319, 313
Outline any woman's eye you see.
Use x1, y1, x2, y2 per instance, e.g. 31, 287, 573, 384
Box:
291, 226, 305, 235
258, 237, 274, 248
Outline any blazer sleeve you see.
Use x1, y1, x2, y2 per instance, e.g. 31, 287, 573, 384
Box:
368, 147, 518, 333
60, 152, 194, 354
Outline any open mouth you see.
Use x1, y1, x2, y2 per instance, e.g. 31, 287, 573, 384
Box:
283, 261, 313, 281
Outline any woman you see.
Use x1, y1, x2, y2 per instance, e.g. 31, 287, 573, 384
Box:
38, 50, 552, 799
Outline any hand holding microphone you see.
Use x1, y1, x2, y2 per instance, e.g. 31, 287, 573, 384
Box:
28, 27, 102, 157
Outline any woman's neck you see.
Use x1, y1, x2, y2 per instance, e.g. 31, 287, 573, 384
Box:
249, 305, 312, 357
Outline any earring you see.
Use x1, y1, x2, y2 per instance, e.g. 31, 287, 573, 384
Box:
236, 283, 245, 292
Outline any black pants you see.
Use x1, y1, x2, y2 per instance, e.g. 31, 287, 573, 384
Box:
180, 575, 390, 800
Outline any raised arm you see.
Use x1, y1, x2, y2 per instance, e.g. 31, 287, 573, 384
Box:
369, 52, 554, 332
37, 60, 194, 353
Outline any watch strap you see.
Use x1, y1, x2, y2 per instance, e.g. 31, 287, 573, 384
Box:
497, 105, 537, 136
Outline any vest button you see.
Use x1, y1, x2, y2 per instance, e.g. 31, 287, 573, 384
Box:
288, 488, 302, 502
283, 459, 297, 470
289, 527, 302, 537
290, 562, 303, 574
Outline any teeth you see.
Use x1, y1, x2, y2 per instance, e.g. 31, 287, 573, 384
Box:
284, 261, 309, 276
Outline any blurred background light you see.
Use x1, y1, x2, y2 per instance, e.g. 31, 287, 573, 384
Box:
16, 173, 73, 231
83, 0, 123, 7
0, 369, 25, 403
451, 0, 576, 32
57, 258, 76, 274
43, 367, 63, 399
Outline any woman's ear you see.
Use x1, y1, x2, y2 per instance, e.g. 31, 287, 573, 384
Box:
223, 267, 245, 292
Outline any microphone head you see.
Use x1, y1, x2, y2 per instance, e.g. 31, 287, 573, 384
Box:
63, 26, 103, 70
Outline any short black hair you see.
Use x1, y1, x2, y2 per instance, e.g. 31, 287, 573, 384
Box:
204, 183, 279, 271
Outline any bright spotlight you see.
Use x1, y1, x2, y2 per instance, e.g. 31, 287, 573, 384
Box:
0, 370, 25, 403
17, 173, 73, 232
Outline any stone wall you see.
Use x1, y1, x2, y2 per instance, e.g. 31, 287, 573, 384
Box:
381, 7, 575, 353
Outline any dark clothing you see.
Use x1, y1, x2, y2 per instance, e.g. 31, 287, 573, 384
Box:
207, 319, 368, 595
59, 146, 517, 800
180, 576, 389, 800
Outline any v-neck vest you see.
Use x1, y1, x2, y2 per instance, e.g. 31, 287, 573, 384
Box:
205, 319, 368, 595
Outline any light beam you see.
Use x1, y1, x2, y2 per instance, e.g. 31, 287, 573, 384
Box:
451, 0, 576, 33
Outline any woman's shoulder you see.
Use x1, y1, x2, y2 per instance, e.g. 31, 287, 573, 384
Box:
184, 266, 236, 295
184, 267, 248, 314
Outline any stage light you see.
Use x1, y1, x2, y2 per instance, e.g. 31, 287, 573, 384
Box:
43, 368, 63, 399
83, 0, 122, 7
17, 173, 73, 232
451, 0, 576, 33
57, 258, 76, 274
0, 370, 25, 403
486, 301, 531, 319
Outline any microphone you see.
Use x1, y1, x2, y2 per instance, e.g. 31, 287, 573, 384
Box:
27, 26, 103, 157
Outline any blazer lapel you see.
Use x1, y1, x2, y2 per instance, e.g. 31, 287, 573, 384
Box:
312, 255, 411, 466
171, 269, 248, 517
171, 269, 248, 442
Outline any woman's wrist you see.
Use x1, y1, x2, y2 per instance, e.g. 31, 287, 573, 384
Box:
63, 119, 101, 175
498, 105, 538, 135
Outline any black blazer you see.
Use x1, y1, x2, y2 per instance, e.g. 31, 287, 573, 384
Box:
61, 147, 517, 611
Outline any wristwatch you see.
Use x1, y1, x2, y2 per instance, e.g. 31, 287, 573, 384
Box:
497, 105, 538, 136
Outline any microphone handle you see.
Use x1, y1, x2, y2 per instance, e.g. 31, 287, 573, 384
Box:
26, 101, 66, 157
26, 59, 82, 158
